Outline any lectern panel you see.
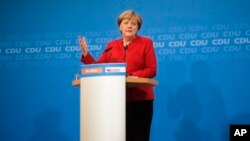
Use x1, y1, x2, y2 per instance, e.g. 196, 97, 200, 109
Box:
80, 63, 126, 141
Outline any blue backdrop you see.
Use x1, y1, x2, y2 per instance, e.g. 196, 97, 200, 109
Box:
1, 0, 250, 141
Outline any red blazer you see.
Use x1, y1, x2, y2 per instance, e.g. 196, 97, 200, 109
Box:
81, 35, 157, 101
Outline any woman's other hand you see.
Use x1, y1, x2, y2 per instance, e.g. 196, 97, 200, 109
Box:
78, 36, 88, 57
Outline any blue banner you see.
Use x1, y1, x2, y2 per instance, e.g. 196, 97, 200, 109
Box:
0, 0, 250, 141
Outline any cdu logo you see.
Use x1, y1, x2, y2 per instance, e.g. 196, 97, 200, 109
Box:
230, 125, 250, 141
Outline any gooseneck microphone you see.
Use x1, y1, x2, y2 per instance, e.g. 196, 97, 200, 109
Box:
124, 45, 128, 50
124, 45, 128, 76
105, 47, 113, 52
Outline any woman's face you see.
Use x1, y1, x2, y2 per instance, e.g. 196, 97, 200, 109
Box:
119, 18, 138, 39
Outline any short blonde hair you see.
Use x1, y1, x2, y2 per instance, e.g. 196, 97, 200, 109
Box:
117, 10, 143, 31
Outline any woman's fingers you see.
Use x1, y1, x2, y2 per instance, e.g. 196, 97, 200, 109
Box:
78, 36, 88, 56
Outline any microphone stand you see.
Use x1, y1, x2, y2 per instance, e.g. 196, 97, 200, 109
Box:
124, 45, 128, 76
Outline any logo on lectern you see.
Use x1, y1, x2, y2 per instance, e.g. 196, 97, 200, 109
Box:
105, 67, 125, 73
82, 67, 103, 74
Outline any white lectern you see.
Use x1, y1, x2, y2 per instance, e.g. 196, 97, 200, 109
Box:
79, 63, 126, 141
73, 63, 158, 141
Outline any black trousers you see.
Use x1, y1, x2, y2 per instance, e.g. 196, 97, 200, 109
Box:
126, 100, 153, 141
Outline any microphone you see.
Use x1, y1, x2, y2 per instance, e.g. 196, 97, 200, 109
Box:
124, 45, 128, 50
92, 47, 112, 64
105, 47, 113, 52
124, 45, 128, 76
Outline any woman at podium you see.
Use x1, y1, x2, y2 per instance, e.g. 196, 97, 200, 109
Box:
79, 10, 157, 141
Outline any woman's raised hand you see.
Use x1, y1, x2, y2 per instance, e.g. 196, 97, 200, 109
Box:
78, 36, 88, 57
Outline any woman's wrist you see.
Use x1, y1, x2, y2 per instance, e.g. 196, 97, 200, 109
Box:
83, 51, 88, 57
